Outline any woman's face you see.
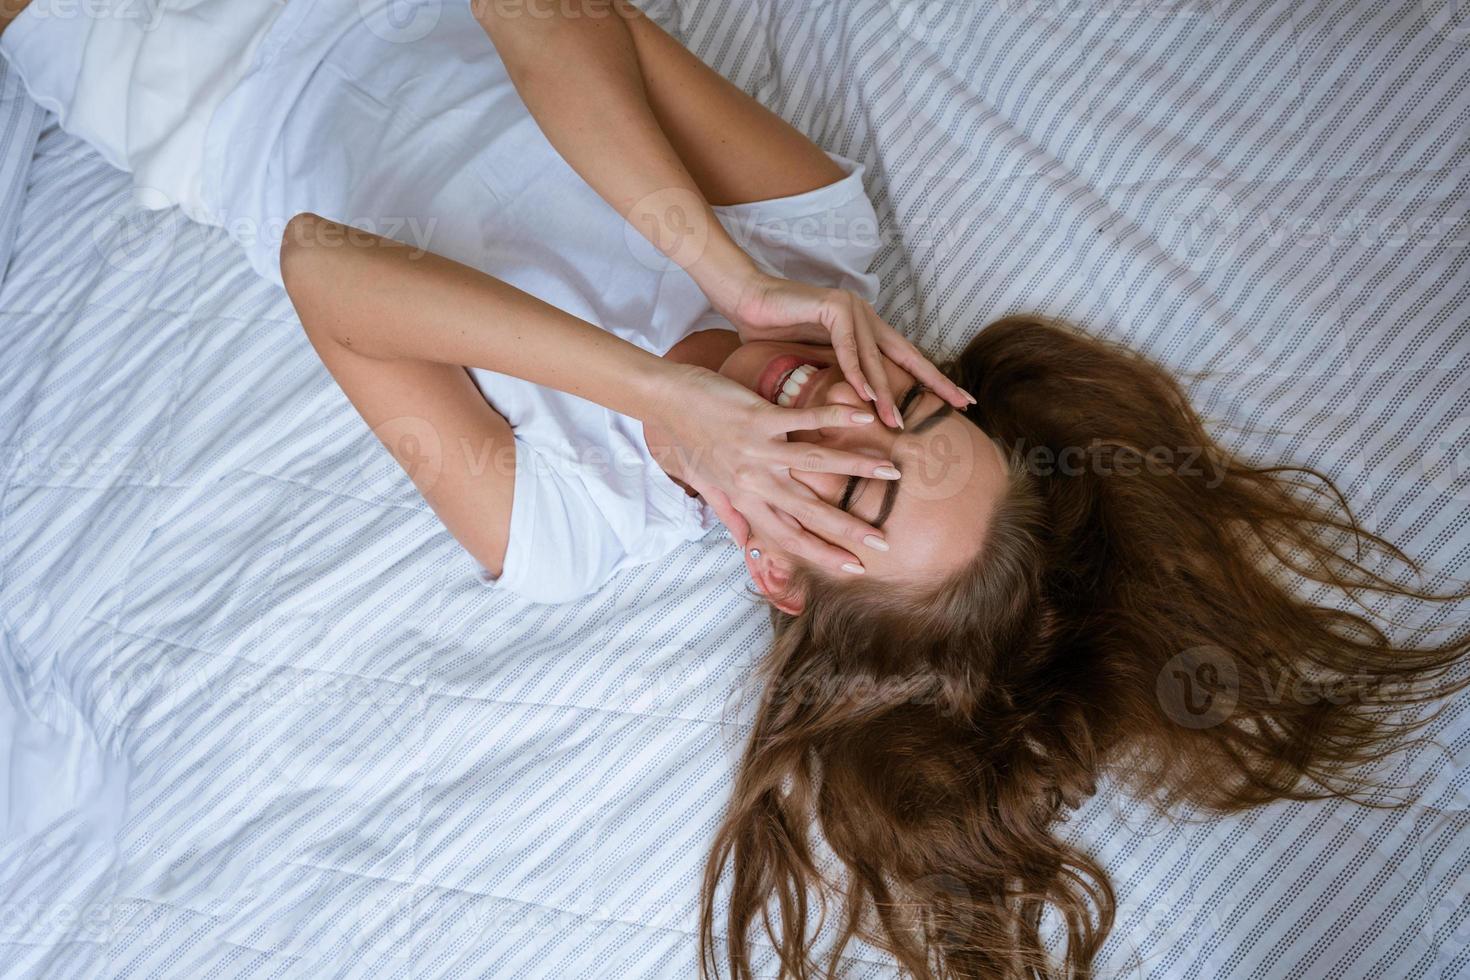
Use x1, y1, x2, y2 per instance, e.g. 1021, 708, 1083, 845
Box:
717, 340, 1009, 603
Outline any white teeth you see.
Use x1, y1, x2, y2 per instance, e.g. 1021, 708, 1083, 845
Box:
775, 364, 817, 407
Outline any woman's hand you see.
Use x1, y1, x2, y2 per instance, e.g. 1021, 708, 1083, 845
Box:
646, 362, 901, 574
718, 273, 976, 428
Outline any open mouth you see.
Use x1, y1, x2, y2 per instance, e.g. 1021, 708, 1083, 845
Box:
757, 354, 826, 407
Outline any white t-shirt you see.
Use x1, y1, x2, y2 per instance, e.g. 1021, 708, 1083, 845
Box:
0, 0, 286, 224
6, 0, 886, 603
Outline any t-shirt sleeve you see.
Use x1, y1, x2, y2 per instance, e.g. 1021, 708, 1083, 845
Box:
711, 153, 884, 304
474, 435, 627, 604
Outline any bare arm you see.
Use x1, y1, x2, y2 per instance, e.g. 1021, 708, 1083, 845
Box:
471, 0, 765, 312
470, 0, 974, 425
468, 0, 984, 567
0, 0, 30, 37
279, 215, 898, 575
281, 215, 679, 422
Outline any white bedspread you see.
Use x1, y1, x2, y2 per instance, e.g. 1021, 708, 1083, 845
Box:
1, 0, 1467, 976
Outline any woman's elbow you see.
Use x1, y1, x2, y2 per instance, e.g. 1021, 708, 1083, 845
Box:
279, 211, 328, 295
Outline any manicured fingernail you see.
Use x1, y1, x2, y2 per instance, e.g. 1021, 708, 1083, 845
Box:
863, 534, 889, 552
893, 413, 905, 430
964, 390, 978, 404
864, 384, 877, 400
851, 411, 876, 423
841, 562, 865, 575
874, 465, 901, 479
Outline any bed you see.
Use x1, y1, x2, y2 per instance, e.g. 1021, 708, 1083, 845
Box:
1, 0, 1466, 976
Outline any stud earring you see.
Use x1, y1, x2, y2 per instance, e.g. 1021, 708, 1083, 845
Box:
748, 548, 762, 560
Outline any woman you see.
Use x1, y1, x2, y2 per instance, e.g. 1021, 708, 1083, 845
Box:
0, 0, 987, 599
3, 1, 1466, 978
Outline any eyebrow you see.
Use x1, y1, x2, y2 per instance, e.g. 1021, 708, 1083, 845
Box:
841, 385, 955, 529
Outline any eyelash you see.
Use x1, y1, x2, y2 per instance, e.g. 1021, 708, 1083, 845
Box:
838, 382, 926, 512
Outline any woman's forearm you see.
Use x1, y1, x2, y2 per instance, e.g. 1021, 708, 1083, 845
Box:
279, 214, 680, 423
471, 0, 757, 310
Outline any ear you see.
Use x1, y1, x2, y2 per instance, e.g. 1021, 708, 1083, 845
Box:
744, 545, 806, 616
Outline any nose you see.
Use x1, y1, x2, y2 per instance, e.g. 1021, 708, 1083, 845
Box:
782, 360, 915, 510
819, 372, 870, 409
803, 369, 903, 452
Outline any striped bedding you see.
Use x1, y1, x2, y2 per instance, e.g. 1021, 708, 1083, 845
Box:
1, 0, 1467, 976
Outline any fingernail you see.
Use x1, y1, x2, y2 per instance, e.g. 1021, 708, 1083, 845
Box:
874, 465, 901, 479
851, 411, 876, 423
863, 534, 889, 552
894, 414, 905, 430
964, 390, 978, 405
864, 384, 877, 401
841, 562, 865, 575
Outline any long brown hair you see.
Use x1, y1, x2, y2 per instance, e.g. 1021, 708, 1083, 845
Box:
698, 316, 1470, 979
